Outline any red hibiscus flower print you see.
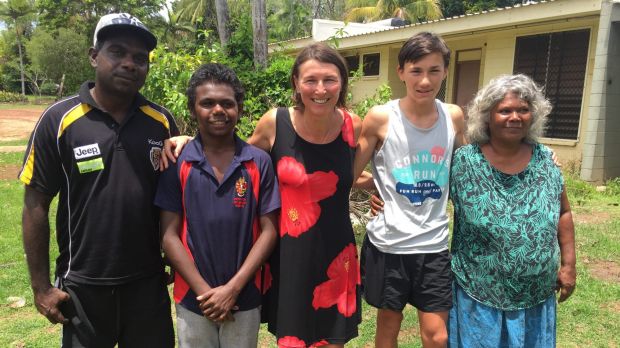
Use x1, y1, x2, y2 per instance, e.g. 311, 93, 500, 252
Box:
278, 336, 329, 347
341, 110, 355, 148
278, 336, 306, 348
312, 243, 360, 317
277, 157, 338, 237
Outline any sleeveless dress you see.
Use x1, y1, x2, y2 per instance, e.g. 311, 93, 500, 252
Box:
266, 107, 362, 347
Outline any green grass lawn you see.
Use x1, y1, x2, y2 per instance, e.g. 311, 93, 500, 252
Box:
0, 103, 48, 111
0, 139, 28, 147
1, 150, 618, 347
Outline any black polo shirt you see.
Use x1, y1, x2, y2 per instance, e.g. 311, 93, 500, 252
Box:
19, 82, 179, 285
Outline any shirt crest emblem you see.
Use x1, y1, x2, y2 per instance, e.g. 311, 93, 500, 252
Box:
233, 176, 248, 208
235, 177, 247, 197
150, 147, 161, 171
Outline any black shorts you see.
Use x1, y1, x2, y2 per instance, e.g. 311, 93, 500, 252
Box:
60, 273, 174, 348
360, 236, 452, 313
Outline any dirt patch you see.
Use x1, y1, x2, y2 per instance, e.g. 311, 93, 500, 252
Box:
0, 164, 21, 180
588, 260, 620, 283
603, 300, 620, 313
0, 145, 27, 153
0, 108, 41, 141
573, 210, 611, 224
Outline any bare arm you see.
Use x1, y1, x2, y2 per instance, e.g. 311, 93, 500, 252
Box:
353, 106, 389, 184
354, 170, 376, 190
198, 211, 278, 320
447, 103, 467, 149
247, 108, 277, 152
348, 111, 375, 190
160, 210, 212, 297
556, 187, 576, 302
22, 186, 70, 324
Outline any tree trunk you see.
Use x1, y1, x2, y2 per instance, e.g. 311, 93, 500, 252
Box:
214, 0, 230, 49
15, 26, 25, 96
57, 74, 65, 101
251, 0, 267, 69
313, 0, 322, 19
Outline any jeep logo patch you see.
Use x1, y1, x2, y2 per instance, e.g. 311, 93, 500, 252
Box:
73, 143, 101, 160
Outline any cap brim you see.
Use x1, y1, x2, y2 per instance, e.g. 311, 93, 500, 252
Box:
96, 25, 157, 51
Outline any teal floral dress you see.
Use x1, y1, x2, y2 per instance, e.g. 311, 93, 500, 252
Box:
450, 143, 564, 310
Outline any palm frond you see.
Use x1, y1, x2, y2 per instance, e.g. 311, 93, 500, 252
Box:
405, 0, 442, 22
344, 7, 380, 23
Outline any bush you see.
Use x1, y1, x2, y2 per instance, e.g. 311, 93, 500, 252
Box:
143, 46, 206, 134
564, 175, 595, 206
40, 82, 58, 96
351, 84, 392, 118
143, 29, 294, 139
0, 90, 28, 103
604, 177, 620, 196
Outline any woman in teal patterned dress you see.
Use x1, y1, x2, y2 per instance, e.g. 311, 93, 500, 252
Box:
448, 74, 576, 347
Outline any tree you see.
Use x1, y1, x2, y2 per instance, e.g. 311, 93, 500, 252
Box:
37, 0, 165, 37
26, 27, 92, 95
463, 0, 523, 13
267, 0, 311, 42
176, 0, 232, 48
214, 0, 230, 48
345, 0, 442, 24
149, 4, 196, 50
309, 0, 346, 19
440, 0, 465, 18
0, 0, 36, 96
252, 0, 267, 68
176, 0, 221, 46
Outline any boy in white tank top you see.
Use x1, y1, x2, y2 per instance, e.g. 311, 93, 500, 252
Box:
353, 32, 466, 348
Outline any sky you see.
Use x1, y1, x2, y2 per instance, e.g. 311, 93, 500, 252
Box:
159, 0, 174, 20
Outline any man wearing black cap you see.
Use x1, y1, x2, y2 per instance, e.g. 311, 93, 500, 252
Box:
19, 13, 176, 347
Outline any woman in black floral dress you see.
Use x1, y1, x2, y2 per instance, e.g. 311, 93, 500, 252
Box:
249, 43, 362, 348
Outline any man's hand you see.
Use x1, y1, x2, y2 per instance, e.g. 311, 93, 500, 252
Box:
369, 193, 384, 216
197, 284, 239, 322
556, 264, 576, 302
160, 135, 192, 170
34, 286, 70, 324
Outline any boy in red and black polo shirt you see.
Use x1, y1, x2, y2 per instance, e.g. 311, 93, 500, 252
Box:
155, 63, 280, 347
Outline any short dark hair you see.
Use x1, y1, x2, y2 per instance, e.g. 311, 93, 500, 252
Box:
186, 63, 245, 114
291, 43, 349, 110
398, 32, 450, 69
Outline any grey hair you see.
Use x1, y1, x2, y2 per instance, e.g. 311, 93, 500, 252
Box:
466, 74, 552, 144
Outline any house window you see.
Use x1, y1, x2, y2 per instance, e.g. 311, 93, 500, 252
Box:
344, 55, 359, 76
362, 53, 380, 76
513, 29, 590, 140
